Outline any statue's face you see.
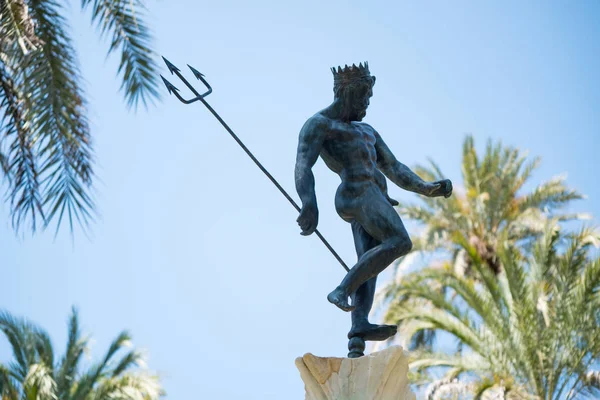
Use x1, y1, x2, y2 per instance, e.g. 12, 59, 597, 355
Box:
344, 77, 375, 121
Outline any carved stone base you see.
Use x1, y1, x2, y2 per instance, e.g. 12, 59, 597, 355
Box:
295, 346, 415, 400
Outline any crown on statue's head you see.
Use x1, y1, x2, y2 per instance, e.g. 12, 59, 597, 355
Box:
331, 62, 371, 84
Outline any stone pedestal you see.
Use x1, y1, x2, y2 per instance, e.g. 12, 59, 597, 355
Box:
295, 346, 415, 400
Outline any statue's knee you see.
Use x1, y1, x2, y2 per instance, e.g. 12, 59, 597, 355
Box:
390, 235, 412, 256
400, 237, 413, 254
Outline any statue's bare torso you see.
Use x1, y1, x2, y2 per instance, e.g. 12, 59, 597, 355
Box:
310, 113, 394, 222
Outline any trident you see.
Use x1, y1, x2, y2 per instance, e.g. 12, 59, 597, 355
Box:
160, 57, 350, 272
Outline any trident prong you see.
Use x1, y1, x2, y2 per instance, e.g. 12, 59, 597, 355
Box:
160, 75, 199, 104
160, 56, 350, 272
160, 75, 178, 95
187, 65, 212, 98
161, 56, 212, 104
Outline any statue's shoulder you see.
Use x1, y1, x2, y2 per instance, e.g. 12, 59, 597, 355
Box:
301, 113, 332, 133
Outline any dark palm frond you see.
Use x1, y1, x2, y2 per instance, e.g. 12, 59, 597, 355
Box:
71, 330, 133, 400
1, 0, 44, 232
0, 147, 8, 175
0, 311, 31, 380
0, 58, 45, 232
81, 0, 160, 109
70, 361, 106, 400
0, 364, 19, 399
31, 328, 53, 372
102, 331, 133, 366
22, 0, 96, 235
56, 308, 88, 399
2, 0, 161, 236
110, 350, 144, 377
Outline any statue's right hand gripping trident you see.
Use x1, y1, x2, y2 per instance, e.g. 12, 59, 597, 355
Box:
297, 202, 318, 236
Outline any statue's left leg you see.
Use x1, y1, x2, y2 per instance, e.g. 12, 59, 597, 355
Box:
348, 221, 397, 342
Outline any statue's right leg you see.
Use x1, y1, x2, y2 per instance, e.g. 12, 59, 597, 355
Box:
348, 221, 398, 342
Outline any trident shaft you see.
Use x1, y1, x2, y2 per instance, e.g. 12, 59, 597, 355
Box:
160, 57, 350, 272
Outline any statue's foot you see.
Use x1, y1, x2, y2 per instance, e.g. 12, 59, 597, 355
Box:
348, 323, 397, 341
327, 287, 355, 312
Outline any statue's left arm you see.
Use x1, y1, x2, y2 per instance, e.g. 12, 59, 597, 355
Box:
374, 131, 452, 198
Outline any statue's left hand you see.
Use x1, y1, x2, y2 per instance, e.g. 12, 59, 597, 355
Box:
427, 179, 453, 198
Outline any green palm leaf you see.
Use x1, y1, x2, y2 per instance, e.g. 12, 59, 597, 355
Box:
382, 222, 600, 399
1, 0, 160, 235
0, 57, 44, 232
81, 0, 161, 109
392, 135, 584, 279
0, 308, 164, 400
24, 0, 95, 234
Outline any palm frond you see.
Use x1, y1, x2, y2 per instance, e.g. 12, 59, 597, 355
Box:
0, 364, 20, 400
110, 350, 145, 377
0, 309, 164, 400
380, 223, 600, 398
410, 351, 490, 375
377, 136, 597, 399
461, 135, 481, 192
0, 58, 44, 232
510, 156, 540, 195
517, 175, 583, 215
22, 0, 96, 235
81, 0, 160, 109
56, 307, 88, 399
0, 147, 9, 175
71, 330, 132, 400
0, 311, 31, 380
102, 331, 132, 366
2, 0, 161, 235
31, 328, 54, 372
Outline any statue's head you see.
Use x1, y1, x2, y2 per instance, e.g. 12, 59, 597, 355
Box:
332, 62, 376, 122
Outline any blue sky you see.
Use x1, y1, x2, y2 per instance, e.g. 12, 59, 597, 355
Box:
2, 1, 600, 399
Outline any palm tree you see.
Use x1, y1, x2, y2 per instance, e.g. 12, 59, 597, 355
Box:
397, 135, 583, 276
382, 222, 600, 399
0, 0, 160, 234
377, 135, 586, 351
0, 308, 163, 400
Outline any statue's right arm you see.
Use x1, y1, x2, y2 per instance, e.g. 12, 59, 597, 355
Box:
294, 118, 325, 235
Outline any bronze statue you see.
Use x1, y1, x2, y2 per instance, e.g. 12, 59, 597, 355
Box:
294, 62, 453, 357
161, 57, 452, 358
